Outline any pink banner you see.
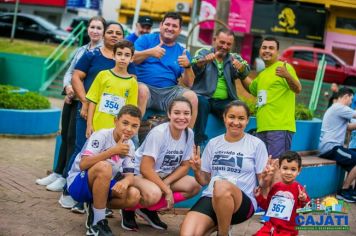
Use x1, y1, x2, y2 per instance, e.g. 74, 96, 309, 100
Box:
199, 0, 254, 33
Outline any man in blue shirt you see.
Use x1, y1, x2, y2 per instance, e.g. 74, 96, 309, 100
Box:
133, 12, 197, 128
126, 16, 153, 43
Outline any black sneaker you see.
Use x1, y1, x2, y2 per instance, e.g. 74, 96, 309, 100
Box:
87, 219, 113, 236
84, 202, 93, 229
71, 202, 85, 214
120, 209, 138, 231
136, 208, 167, 230
105, 208, 114, 218
336, 189, 356, 203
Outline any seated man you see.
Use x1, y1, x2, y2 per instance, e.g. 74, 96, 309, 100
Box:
133, 12, 197, 128
67, 105, 142, 235
319, 87, 356, 203
191, 28, 250, 146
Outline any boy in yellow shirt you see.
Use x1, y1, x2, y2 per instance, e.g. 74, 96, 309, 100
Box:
86, 40, 138, 137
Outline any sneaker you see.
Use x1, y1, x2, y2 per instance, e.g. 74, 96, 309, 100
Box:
71, 202, 85, 214
46, 177, 66, 191
336, 189, 356, 203
58, 193, 77, 209
136, 208, 167, 230
254, 207, 265, 216
84, 202, 94, 229
36, 173, 60, 186
259, 215, 270, 223
86, 219, 113, 236
105, 208, 113, 218
120, 209, 138, 231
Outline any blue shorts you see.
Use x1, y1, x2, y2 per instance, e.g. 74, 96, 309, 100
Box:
256, 131, 294, 159
68, 171, 119, 203
319, 146, 356, 172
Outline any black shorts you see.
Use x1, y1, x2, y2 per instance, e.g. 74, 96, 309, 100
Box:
190, 191, 254, 225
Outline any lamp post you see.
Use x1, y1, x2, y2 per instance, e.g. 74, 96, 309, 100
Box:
132, 0, 142, 32
10, 0, 20, 42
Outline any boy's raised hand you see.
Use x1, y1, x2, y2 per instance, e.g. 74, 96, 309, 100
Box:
189, 145, 201, 172
260, 156, 278, 186
112, 134, 130, 156
298, 185, 307, 201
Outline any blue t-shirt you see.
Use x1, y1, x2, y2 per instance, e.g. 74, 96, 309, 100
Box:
75, 48, 115, 92
126, 33, 139, 43
134, 33, 191, 88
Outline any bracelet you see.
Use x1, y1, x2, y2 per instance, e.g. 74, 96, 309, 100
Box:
184, 64, 191, 69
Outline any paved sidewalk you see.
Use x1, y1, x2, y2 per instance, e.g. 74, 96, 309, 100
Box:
0, 98, 355, 235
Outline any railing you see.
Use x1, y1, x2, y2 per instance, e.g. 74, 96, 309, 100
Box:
39, 21, 86, 92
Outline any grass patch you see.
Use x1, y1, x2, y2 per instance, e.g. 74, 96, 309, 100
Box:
0, 37, 75, 60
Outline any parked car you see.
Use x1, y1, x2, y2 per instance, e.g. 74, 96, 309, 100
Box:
0, 13, 69, 43
66, 17, 132, 45
280, 46, 356, 85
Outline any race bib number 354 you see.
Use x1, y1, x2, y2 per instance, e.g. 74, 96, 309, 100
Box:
99, 93, 126, 116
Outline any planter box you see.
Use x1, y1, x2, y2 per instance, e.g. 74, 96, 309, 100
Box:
0, 107, 61, 135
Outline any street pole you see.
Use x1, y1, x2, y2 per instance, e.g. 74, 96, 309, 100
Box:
214, 0, 230, 35
132, 0, 142, 32
10, 0, 20, 43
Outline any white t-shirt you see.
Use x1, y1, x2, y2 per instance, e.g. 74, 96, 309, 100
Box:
67, 128, 135, 187
134, 122, 194, 175
201, 133, 268, 210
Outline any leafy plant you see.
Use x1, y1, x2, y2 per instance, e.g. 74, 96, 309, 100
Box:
0, 85, 50, 110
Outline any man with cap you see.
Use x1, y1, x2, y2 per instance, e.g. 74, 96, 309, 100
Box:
126, 16, 153, 43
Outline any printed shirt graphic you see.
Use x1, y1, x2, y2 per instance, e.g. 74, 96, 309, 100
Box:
67, 128, 135, 187
256, 181, 310, 233
86, 70, 138, 131
249, 61, 298, 132
201, 134, 268, 210
134, 123, 194, 175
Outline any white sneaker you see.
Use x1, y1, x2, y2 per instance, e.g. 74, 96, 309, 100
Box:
36, 173, 60, 186
58, 193, 77, 209
46, 177, 66, 191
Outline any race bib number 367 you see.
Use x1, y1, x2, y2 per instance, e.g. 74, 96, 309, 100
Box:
266, 195, 295, 221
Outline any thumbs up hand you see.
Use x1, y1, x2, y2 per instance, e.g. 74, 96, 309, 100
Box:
112, 134, 130, 156
276, 61, 290, 78
231, 55, 245, 73
151, 38, 166, 59
178, 49, 191, 68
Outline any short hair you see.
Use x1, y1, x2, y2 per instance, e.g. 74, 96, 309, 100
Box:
279, 151, 302, 169
104, 21, 124, 36
113, 40, 135, 55
215, 28, 235, 37
162, 12, 183, 27
262, 37, 280, 50
336, 87, 354, 99
223, 100, 250, 118
88, 16, 106, 29
117, 105, 142, 120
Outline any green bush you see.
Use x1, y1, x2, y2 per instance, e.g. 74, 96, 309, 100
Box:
0, 85, 50, 110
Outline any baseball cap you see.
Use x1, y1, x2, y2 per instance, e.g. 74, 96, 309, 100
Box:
138, 16, 153, 26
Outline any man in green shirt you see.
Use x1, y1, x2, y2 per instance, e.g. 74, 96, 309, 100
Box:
242, 37, 301, 158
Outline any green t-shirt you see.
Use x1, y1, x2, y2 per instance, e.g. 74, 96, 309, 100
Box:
212, 60, 228, 99
249, 61, 299, 132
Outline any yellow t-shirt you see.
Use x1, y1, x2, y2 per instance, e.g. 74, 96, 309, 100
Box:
86, 69, 138, 131
249, 61, 299, 132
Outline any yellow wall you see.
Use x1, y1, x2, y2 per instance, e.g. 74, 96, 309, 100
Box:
327, 6, 356, 36
118, 0, 193, 23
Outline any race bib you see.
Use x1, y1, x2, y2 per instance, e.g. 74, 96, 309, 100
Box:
257, 90, 267, 107
207, 175, 238, 193
99, 93, 126, 116
266, 195, 295, 221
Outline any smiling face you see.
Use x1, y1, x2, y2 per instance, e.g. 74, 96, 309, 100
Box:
168, 101, 192, 131
87, 20, 104, 44
114, 114, 140, 141
213, 32, 234, 59
280, 159, 300, 184
104, 24, 124, 48
159, 17, 181, 44
259, 40, 279, 66
137, 23, 152, 35
223, 105, 249, 139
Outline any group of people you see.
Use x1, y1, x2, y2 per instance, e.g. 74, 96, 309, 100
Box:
33, 11, 320, 236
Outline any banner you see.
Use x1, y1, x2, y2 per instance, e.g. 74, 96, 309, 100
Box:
199, 0, 254, 33
251, 2, 326, 41
67, 0, 100, 10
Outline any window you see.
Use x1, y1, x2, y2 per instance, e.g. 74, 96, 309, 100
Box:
336, 17, 356, 31
293, 51, 313, 62
317, 53, 338, 67
0, 15, 13, 24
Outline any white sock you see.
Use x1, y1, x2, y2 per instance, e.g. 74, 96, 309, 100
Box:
93, 206, 106, 225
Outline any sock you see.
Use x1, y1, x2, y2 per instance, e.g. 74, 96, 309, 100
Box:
147, 192, 186, 211
93, 206, 106, 225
